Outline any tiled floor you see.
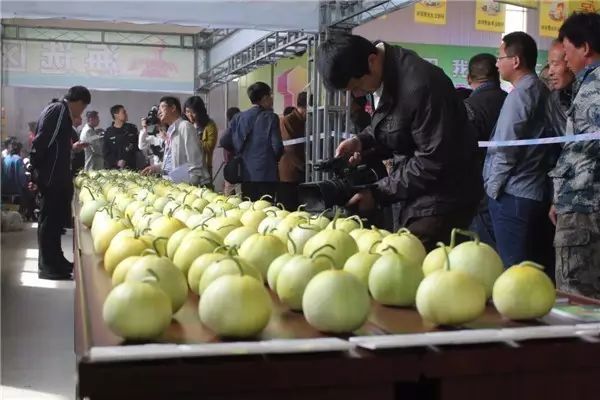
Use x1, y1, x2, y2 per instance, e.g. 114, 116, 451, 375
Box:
1, 223, 76, 400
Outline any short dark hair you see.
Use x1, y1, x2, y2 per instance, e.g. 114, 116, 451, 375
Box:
558, 12, 600, 54
468, 53, 500, 84
503, 31, 538, 71
27, 121, 37, 132
283, 106, 296, 116
160, 96, 182, 115
64, 86, 91, 105
9, 141, 22, 155
296, 91, 307, 108
183, 96, 210, 127
86, 110, 98, 120
247, 82, 272, 105
110, 105, 124, 120
226, 107, 240, 122
316, 34, 377, 90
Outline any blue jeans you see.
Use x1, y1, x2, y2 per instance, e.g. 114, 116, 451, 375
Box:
488, 193, 548, 268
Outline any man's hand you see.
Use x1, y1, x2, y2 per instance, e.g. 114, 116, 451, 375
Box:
141, 164, 161, 176
117, 160, 126, 169
141, 118, 148, 129
549, 205, 557, 226
335, 137, 362, 166
72, 141, 89, 152
346, 189, 376, 213
28, 182, 37, 192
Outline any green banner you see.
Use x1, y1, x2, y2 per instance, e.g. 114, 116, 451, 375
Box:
396, 42, 548, 86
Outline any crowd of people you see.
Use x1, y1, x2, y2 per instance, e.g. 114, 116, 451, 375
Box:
316, 12, 599, 298
6, 12, 599, 298
5, 79, 307, 279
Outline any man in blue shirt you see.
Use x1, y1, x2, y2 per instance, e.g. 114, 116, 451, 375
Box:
483, 32, 553, 267
549, 13, 600, 298
220, 82, 284, 182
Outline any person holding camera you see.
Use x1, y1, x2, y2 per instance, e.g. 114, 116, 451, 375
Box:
141, 96, 210, 186
103, 104, 140, 170
30, 86, 91, 280
317, 34, 481, 251
138, 116, 165, 167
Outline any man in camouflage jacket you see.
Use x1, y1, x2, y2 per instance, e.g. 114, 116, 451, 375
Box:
549, 13, 600, 298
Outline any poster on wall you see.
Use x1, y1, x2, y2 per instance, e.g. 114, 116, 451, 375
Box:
568, 0, 600, 13
237, 54, 308, 115
475, 0, 506, 32
414, 0, 447, 25
539, 0, 568, 38
495, 0, 538, 8
2, 40, 194, 92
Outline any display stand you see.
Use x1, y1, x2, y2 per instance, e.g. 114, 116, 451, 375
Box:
74, 210, 600, 400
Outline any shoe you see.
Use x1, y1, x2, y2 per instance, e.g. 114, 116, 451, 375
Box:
58, 258, 74, 271
38, 270, 73, 281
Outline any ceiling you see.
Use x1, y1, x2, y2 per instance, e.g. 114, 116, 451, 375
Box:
2, 18, 207, 35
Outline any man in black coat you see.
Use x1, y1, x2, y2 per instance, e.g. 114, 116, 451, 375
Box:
30, 86, 90, 280
317, 34, 482, 250
103, 104, 140, 170
463, 53, 508, 248
464, 53, 508, 166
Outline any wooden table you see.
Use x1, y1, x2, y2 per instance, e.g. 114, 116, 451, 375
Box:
74, 216, 600, 400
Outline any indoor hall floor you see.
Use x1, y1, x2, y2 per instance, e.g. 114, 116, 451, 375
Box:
1, 223, 76, 400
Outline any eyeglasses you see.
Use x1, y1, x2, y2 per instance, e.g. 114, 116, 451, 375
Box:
497, 55, 516, 61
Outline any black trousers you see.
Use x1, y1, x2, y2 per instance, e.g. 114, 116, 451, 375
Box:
38, 183, 73, 273
404, 207, 477, 253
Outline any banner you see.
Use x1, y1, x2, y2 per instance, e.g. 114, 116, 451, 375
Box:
475, 0, 506, 32
539, 0, 568, 38
414, 0, 447, 25
568, 0, 600, 13
2, 40, 194, 92
396, 42, 547, 87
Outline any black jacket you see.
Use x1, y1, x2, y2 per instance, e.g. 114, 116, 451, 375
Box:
30, 100, 73, 187
464, 82, 507, 165
358, 43, 482, 222
103, 122, 139, 170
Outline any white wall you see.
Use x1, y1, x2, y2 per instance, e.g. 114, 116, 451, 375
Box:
209, 29, 270, 68
207, 81, 238, 192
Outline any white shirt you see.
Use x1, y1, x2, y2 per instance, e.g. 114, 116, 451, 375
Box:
373, 42, 386, 110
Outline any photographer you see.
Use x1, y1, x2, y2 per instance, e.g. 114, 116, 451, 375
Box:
30, 86, 91, 280
103, 104, 140, 170
317, 34, 481, 250
138, 116, 165, 166
141, 96, 210, 186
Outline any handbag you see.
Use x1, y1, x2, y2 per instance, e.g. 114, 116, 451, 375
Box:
223, 127, 251, 184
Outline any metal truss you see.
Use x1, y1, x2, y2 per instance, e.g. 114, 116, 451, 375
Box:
323, 0, 418, 30
304, 0, 417, 182
196, 30, 312, 93
1, 24, 235, 50
196, 29, 238, 49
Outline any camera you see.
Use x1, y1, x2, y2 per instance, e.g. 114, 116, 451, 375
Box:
297, 156, 387, 214
146, 106, 160, 126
